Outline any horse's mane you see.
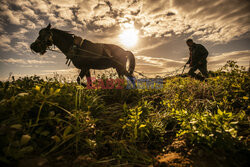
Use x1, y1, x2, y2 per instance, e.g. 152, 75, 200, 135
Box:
51, 28, 74, 41
51, 28, 74, 52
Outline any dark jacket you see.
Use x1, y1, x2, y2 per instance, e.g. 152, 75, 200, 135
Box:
187, 43, 208, 66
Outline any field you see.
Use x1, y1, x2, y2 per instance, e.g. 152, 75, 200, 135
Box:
0, 61, 249, 167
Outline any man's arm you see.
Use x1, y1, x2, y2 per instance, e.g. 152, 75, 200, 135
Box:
186, 56, 191, 64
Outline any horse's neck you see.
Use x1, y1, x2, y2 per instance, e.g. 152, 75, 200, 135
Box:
51, 29, 73, 54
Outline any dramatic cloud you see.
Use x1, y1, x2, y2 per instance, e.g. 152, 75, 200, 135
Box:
172, 0, 250, 42
136, 55, 184, 67
1, 0, 249, 41
0, 0, 249, 79
0, 34, 16, 52
208, 50, 250, 69
134, 55, 186, 77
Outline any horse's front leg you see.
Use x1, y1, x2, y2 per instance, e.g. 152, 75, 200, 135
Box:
77, 69, 87, 86
85, 69, 92, 87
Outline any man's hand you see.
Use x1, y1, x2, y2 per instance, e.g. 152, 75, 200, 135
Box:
189, 61, 192, 67
185, 62, 191, 67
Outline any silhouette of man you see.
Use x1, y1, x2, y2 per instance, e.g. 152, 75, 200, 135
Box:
185, 39, 209, 78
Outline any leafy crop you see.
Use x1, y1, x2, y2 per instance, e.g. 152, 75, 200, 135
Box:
0, 61, 249, 166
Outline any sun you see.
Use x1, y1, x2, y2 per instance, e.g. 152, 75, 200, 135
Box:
119, 28, 138, 48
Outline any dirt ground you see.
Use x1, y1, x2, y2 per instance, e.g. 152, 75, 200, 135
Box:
154, 138, 249, 167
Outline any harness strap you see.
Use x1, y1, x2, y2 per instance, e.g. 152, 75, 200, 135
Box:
65, 36, 118, 67
73, 35, 84, 47
65, 35, 84, 66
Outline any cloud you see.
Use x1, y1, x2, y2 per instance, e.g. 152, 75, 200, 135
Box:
172, 0, 250, 43
0, 3, 22, 25
208, 50, 250, 69
0, 34, 16, 52
134, 55, 186, 77
1, 0, 249, 45
9, 28, 29, 40
134, 39, 167, 53
0, 29, 34, 55
0, 0, 249, 79
137, 55, 184, 67
0, 58, 55, 64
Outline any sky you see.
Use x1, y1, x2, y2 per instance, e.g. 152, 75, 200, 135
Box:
0, 0, 250, 80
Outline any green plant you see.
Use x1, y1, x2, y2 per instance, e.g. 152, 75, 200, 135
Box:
0, 61, 248, 166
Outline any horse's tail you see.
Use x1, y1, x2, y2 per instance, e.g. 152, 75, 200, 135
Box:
126, 51, 135, 75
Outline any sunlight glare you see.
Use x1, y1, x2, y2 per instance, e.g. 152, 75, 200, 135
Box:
119, 27, 138, 48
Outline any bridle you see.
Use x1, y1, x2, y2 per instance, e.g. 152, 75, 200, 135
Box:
35, 30, 53, 50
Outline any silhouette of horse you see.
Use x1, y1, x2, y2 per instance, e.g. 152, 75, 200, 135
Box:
30, 24, 136, 86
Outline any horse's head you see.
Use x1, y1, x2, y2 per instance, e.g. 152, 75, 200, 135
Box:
30, 24, 53, 55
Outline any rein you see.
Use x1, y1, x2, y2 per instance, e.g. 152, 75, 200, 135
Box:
134, 64, 186, 79
46, 31, 186, 79
48, 47, 186, 78
47, 47, 112, 66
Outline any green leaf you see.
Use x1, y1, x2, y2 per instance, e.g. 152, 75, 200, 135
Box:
41, 88, 45, 95
50, 88, 54, 95
138, 111, 143, 116
20, 134, 31, 146
54, 89, 61, 94
63, 126, 72, 137
51, 135, 61, 143
40, 131, 50, 136
139, 124, 146, 128
230, 121, 238, 125
17, 93, 29, 97
123, 103, 127, 111
217, 108, 223, 115
243, 96, 249, 100
63, 134, 74, 140
190, 119, 197, 124
19, 146, 34, 154
10, 124, 22, 130
35, 85, 40, 92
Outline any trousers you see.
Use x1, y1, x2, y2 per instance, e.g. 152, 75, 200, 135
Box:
188, 63, 208, 78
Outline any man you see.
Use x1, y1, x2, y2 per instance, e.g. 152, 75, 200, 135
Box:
185, 39, 209, 78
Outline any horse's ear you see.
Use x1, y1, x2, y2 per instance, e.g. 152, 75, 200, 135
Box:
46, 23, 51, 30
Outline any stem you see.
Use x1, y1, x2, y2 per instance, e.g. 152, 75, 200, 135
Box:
75, 89, 78, 110
46, 101, 75, 118
36, 101, 45, 124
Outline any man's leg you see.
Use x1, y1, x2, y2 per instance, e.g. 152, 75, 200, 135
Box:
198, 63, 208, 78
188, 66, 198, 78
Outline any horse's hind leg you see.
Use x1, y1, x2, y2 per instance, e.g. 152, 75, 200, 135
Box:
125, 72, 136, 88
85, 69, 93, 87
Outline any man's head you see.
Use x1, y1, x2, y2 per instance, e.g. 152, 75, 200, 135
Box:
186, 39, 194, 47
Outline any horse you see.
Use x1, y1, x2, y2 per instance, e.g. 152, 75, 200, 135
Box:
30, 24, 136, 86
